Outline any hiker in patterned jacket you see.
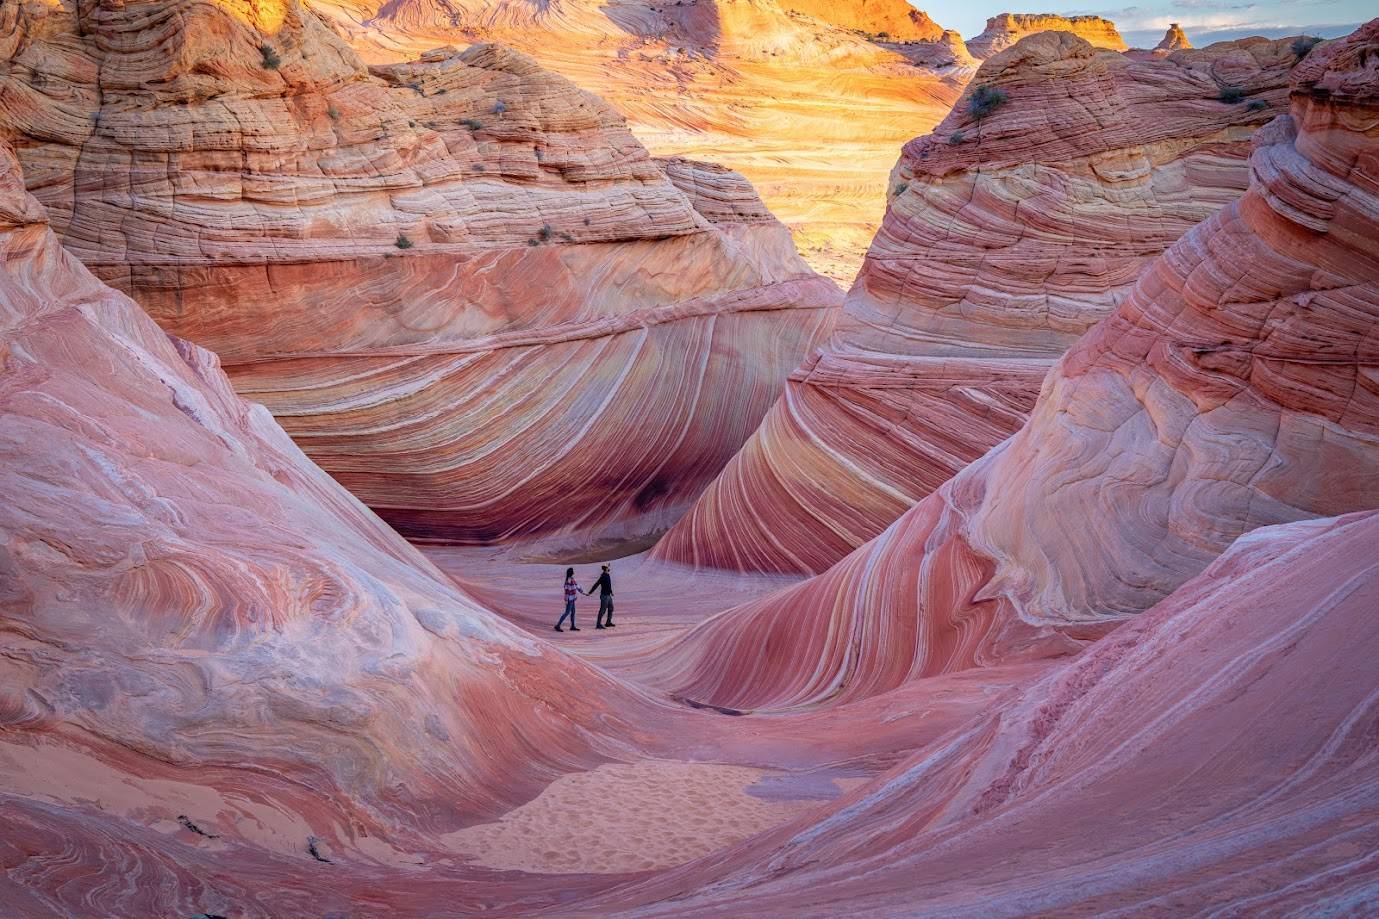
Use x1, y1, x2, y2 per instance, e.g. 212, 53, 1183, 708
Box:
554, 567, 581, 632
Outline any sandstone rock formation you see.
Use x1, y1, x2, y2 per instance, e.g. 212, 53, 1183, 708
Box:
0, 135, 652, 873
597, 510, 1379, 915
308, 0, 970, 280
890, 28, 978, 72
655, 30, 1301, 575
967, 12, 1127, 58
0, 0, 841, 554
649, 22, 1379, 710
776, 0, 945, 42
1154, 22, 1193, 53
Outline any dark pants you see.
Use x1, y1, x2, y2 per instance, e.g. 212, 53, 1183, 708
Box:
596, 594, 614, 627
556, 600, 576, 629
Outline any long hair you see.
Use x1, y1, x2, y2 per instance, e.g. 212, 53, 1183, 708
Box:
565, 567, 574, 580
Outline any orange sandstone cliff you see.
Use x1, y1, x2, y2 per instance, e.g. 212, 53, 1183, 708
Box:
308, 0, 972, 280
967, 12, 1128, 58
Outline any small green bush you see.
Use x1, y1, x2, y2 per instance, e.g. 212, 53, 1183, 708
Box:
259, 43, 281, 70
460, 118, 483, 131
492, 100, 507, 114
948, 131, 966, 145
968, 84, 1008, 121
326, 106, 340, 121
1218, 86, 1245, 104
893, 181, 909, 196
1291, 36, 1321, 59
537, 223, 554, 242
1246, 99, 1269, 112
395, 234, 413, 249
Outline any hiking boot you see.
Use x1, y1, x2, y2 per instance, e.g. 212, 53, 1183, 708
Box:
569, 626, 580, 631
553, 626, 563, 632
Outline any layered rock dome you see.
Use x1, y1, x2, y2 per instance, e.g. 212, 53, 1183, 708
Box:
655, 30, 1303, 574
0, 0, 842, 554
649, 23, 1379, 711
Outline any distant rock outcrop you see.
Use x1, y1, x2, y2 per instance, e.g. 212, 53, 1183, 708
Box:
0, 0, 842, 554
777, 0, 945, 41
1154, 22, 1193, 52
309, 0, 971, 282
967, 12, 1127, 58
654, 31, 1301, 575
649, 22, 1379, 710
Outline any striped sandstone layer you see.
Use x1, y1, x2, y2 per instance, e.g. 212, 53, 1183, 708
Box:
967, 12, 1127, 58
646, 24, 1379, 711
0, 0, 841, 555
655, 31, 1302, 574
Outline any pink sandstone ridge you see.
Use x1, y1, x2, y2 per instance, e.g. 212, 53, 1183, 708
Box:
0, 0, 842, 557
967, 12, 1128, 58
654, 30, 1302, 575
591, 509, 1379, 914
647, 21, 1379, 711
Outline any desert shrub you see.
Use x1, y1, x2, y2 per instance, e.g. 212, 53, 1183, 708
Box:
893, 181, 908, 196
492, 100, 507, 114
1291, 36, 1321, 59
537, 223, 554, 242
395, 234, 413, 249
259, 43, 281, 70
326, 106, 340, 120
1218, 85, 1245, 104
948, 131, 966, 145
968, 84, 1008, 121
460, 118, 483, 131
1246, 99, 1269, 112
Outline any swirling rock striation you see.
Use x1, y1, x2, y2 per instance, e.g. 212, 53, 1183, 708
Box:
648, 21, 1379, 711
967, 12, 1127, 59
598, 510, 1379, 915
654, 31, 1300, 575
0, 135, 669, 906
0, 0, 841, 554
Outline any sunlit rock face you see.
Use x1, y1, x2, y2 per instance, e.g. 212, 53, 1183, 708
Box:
647, 24, 1379, 711
1154, 22, 1193, 53
307, 0, 972, 282
0, 137, 654, 900
654, 31, 1301, 575
595, 510, 1379, 915
967, 12, 1127, 59
0, 0, 840, 554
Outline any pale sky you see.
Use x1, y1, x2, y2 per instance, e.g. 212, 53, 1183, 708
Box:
918, 0, 1368, 47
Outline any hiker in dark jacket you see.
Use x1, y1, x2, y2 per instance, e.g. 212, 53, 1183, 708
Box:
585, 564, 615, 629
